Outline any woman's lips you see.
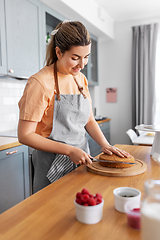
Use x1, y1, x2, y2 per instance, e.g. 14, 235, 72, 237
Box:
73, 68, 80, 72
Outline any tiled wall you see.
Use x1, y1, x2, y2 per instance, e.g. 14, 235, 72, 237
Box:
0, 77, 27, 132
0, 77, 98, 133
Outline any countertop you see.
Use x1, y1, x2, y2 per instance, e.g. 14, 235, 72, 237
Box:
0, 118, 110, 151
0, 119, 110, 138
0, 144, 158, 240
0, 137, 21, 151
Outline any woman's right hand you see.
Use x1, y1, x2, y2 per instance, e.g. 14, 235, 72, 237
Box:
68, 146, 92, 165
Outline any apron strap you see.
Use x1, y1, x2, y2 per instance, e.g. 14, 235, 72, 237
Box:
54, 62, 61, 100
54, 62, 87, 100
73, 77, 87, 99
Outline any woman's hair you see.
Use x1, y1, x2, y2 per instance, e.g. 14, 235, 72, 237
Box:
45, 21, 91, 66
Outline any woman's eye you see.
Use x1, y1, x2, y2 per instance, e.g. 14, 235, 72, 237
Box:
72, 58, 79, 61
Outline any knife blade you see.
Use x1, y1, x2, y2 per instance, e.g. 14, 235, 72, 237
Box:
90, 158, 136, 165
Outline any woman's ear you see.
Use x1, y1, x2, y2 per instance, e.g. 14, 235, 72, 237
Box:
55, 47, 63, 60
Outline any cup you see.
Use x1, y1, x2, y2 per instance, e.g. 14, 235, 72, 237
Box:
113, 187, 141, 213
74, 199, 104, 224
124, 200, 141, 229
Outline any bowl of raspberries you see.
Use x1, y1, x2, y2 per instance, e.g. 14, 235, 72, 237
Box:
74, 188, 104, 224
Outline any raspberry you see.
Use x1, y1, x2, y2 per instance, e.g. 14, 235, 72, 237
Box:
96, 193, 102, 199
88, 197, 96, 206
76, 192, 82, 199
81, 194, 89, 203
81, 188, 90, 195
89, 194, 94, 198
96, 197, 102, 205
83, 203, 89, 206
75, 189, 103, 206
76, 198, 83, 205
132, 208, 140, 212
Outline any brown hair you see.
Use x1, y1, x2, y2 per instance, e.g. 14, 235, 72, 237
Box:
45, 21, 91, 66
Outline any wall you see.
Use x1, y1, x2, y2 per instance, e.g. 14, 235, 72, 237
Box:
40, 0, 114, 39
1, 0, 160, 145
0, 77, 26, 132
98, 17, 160, 145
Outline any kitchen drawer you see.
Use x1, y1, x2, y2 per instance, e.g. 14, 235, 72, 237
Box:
99, 121, 110, 132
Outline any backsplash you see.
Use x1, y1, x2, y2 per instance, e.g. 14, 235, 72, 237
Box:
0, 76, 98, 134
0, 77, 27, 132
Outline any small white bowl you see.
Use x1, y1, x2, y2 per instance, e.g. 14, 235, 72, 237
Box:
74, 199, 104, 224
113, 187, 141, 213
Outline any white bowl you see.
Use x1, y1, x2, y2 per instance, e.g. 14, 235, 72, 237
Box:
74, 199, 104, 224
113, 187, 141, 213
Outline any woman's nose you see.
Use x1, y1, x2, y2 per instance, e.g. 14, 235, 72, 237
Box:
79, 59, 85, 69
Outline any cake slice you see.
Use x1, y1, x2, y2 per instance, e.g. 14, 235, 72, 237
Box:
99, 153, 135, 168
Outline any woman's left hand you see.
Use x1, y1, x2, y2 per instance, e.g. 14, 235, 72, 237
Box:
102, 144, 131, 158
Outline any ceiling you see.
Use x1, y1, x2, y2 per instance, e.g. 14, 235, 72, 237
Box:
93, 0, 160, 22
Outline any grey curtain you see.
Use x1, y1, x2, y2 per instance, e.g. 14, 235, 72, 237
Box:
132, 23, 159, 129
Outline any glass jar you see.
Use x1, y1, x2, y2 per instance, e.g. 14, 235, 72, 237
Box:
141, 179, 160, 240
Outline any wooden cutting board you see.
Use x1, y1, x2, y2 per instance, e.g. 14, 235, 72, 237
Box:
87, 159, 147, 177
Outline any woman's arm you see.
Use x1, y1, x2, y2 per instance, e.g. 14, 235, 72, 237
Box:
18, 119, 92, 165
85, 111, 130, 157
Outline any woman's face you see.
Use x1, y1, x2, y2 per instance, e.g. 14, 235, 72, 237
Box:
56, 44, 91, 76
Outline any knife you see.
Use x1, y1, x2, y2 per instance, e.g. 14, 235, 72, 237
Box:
90, 158, 136, 165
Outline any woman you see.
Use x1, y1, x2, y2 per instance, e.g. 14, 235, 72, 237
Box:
18, 20, 130, 193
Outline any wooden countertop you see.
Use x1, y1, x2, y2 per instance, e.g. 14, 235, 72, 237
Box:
0, 119, 110, 151
96, 118, 111, 124
0, 137, 21, 151
0, 144, 158, 240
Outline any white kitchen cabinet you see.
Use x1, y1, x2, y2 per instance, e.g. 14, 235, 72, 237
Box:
0, 145, 30, 214
0, 0, 42, 78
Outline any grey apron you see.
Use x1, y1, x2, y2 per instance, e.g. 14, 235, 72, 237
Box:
32, 85, 90, 193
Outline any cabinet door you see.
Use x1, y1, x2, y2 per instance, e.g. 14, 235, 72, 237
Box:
5, 0, 41, 78
99, 121, 110, 142
81, 34, 98, 86
86, 120, 110, 157
41, 3, 64, 64
0, 0, 7, 74
0, 145, 30, 214
90, 37, 98, 85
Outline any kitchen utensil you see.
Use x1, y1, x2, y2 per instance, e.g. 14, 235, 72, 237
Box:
90, 157, 136, 165
87, 158, 147, 177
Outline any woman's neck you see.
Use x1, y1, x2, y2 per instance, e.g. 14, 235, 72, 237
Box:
56, 60, 68, 75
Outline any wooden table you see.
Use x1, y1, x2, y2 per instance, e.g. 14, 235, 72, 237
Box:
0, 144, 160, 240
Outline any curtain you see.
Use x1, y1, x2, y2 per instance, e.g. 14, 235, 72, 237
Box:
132, 23, 159, 129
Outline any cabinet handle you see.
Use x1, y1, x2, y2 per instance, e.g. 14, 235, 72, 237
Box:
9, 69, 14, 73
6, 150, 17, 155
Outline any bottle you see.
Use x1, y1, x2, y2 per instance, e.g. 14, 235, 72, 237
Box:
46, 32, 50, 43
141, 179, 160, 240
